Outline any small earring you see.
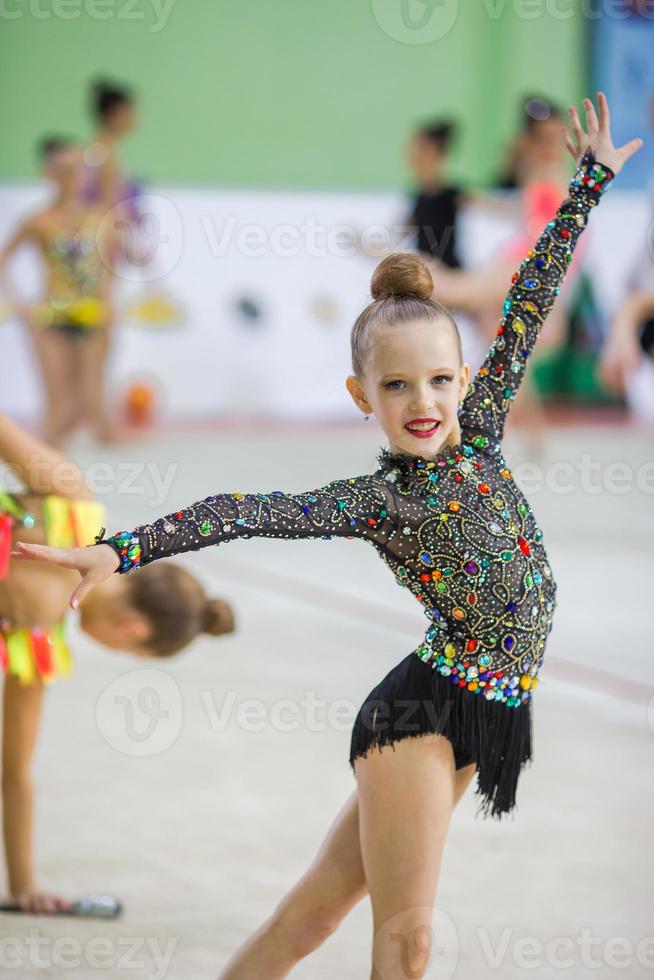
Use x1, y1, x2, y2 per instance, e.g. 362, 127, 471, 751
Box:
364, 414, 370, 421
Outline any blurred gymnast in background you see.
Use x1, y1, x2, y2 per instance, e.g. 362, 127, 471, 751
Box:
0, 139, 117, 446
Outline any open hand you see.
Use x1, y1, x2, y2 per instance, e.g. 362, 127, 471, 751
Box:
10, 541, 120, 608
561, 91, 643, 175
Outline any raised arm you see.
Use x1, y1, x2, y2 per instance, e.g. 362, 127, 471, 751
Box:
459, 92, 641, 446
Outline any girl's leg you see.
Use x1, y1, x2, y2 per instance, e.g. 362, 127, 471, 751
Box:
218, 789, 365, 980
0, 674, 66, 912
219, 763, 476, 979
77, 329, 115, 444
30, 330, 81, 447
356, 735, 458, 980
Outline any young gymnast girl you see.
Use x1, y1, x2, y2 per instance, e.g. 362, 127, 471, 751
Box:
0, 412, 234, 915
0, 139, 117, 446
13, 94, 641, 978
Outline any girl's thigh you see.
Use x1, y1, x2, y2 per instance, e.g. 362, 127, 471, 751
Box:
354, 735, 457, 973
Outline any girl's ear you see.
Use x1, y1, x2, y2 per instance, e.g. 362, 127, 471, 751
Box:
345, 375, 370, 415
459, 362, 471, 401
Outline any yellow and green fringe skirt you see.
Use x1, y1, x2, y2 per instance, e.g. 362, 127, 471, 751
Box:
0, 491, 105, 686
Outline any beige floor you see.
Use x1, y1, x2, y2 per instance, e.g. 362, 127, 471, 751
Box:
2, 423, 653, 979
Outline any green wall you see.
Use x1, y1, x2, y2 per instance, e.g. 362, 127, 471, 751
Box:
0, 0, 586, 189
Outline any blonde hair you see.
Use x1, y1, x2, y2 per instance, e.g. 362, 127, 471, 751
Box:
351, 252, 462, 377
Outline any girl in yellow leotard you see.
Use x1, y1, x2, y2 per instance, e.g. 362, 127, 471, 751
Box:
0, 139, 115, 447
0, 412, 234, 914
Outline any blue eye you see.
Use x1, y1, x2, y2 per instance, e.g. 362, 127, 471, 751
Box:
433, 375, 451, 385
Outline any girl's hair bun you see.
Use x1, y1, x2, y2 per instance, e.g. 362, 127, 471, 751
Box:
371, 252, 433, 302
202, 598, 235, 636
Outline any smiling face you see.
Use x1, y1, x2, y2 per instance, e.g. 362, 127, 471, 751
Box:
347, 316, 470, 459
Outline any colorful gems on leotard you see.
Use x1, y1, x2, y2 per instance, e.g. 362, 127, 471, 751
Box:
500, 469, 511, 478
467, 593, 477, 604
448, 501, 461, 512
507, 600, 518, 613
517, 535, 531, 556
402, 526, 412, 535
466, 639, 478, 653
525, 572, 533, 588
454, 474, 463, 483
500, 550, 514, 562
513, 317, 526, 335
420, 552, 433, 565
365, 517, 377, 527
477, 483, 490, 495
503, 635, 516, 652
453, 608, 465, 620
464, 560, 478, 575
199, 520, 212, 536
523, 279, 538, 289
533, 571, 543, 585
420, 573, 431, 583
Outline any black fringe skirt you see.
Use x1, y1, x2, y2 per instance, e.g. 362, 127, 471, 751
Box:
349, 652, 533, 820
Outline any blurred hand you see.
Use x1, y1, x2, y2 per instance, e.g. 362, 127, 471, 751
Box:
561, 91, 643, 175
10, 541, 120, 608
13, 889, 71, 915
598, 330, 641, 396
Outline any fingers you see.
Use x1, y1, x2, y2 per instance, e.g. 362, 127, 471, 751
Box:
10, 541, 74, 567
70, 570, 103, 610
561, 125, 578, 161
567, 105, 585, 151
597, 90, 610, 131
619, 137, 644, 163
583, 96, 599, 133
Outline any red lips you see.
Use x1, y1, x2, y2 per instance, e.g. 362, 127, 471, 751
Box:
404, 418, 441, 439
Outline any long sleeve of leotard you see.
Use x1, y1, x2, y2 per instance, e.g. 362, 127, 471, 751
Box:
458, 150, 615, 446
99, 473, 398, 573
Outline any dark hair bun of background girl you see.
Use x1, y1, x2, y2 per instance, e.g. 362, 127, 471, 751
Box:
371, 252, 433, 302
202, 598, 235, 636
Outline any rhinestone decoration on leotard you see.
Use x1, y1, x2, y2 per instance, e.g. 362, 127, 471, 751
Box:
100, 151, 613, 711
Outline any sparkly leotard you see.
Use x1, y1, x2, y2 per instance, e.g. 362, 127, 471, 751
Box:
102, 152, 614, 819
32, 212, 110, 337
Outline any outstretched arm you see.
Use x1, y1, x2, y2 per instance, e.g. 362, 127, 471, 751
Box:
102, 474, 396, 573
459, 92, 642, 446
12, 472, 398, 606
0, 412, 91, 500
